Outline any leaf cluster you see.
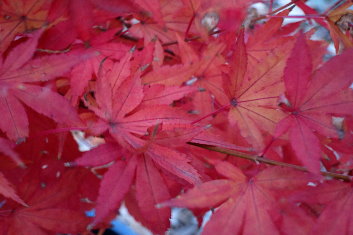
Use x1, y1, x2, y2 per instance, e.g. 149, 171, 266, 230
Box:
0, 0, 353, 234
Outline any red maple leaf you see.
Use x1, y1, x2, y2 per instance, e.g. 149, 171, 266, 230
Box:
218, 27, 291, 150
84, 149, 176, 234
0, 168, 93, 234
0, 30, 94, 141
161, 161, 314, 235
274, 33, 353, 172
292, 179, 353, 235
73, 124, 202, 229
85, 55, 193, 149
0, 0, 50, 52
312, 182, 353, 235
0, 1, 351, 234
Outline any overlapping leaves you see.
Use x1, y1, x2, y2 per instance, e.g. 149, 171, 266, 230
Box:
0, 0, 352, 234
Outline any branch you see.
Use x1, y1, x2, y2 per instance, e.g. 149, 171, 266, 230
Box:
253, 0, 299, 22
187, 142, 352, 182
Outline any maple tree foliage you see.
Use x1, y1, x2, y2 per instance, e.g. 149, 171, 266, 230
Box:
0, 0, 353, 234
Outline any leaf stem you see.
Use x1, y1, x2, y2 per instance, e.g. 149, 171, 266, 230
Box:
187, 142, 352, 182
185, 13, 196, 38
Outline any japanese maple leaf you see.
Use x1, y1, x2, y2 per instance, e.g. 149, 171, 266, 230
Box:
0, 0, 50, 52
82, 149, 173, 234
86, 57, 193, 150
81, 152, 172, 234
75, 143, 199, 229
217, 29, 289, 150
0, 169, 92, 235
274, 33, 353, 172
112, 123, 205, 234
73, 124, 202, 228
313, 182, 353, 235
293, 180, 353, 235
0, 30, 93, 141
161, 162, 313, 235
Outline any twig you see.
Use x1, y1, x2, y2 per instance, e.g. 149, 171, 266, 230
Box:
187, 142, 352, 182
323, 0, 346, 15
267, 14, 325, 19
253, 0, 299, 22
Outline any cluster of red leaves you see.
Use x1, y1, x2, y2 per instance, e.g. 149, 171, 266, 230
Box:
0, 0, 353, 234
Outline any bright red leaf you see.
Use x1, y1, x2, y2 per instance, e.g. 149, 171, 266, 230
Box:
0, 0, 49, 52
0, 168, 92, 234
91, 155, 138, 226
0, 1, 352, 234
0, 30, 94, 141
219, 28, 289, 150
86, 57, 193, 150
162, 162, 314, 235
275, 33, 353, 172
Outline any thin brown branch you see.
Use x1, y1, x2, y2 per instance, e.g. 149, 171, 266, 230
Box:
253, 0, 299, 22
188, 142, 352, 182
